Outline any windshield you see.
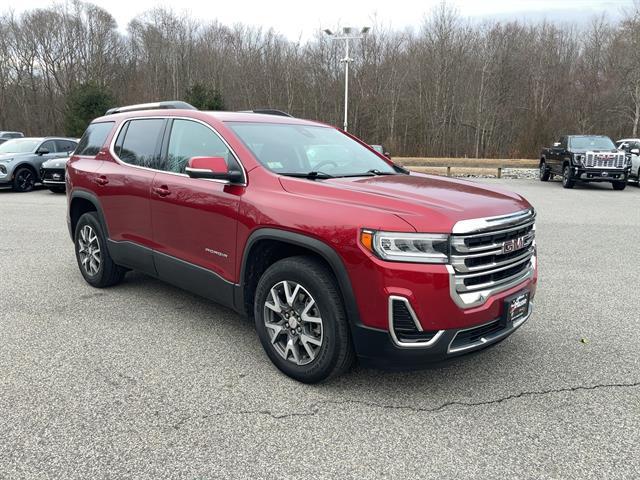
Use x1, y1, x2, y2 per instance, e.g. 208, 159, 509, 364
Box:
227, 122, 396, 177
569, 136, 615, 151
0, 139, 40, 154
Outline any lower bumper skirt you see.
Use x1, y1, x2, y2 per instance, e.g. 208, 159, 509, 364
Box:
352, 303, 532, 370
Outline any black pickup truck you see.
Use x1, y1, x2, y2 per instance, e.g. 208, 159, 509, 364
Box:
540, 135, 630, 190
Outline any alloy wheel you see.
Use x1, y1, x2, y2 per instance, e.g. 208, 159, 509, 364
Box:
17, 170, 34, 191
78, 225, 101, 276
263, 280, 323, 366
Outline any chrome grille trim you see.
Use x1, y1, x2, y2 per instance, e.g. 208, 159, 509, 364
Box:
449, 209, 536, 308
584, 152, 626, 169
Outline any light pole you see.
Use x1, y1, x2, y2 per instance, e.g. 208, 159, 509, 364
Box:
324, 26, 370, 132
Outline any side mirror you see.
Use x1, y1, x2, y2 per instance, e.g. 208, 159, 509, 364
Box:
384, 151, 391, 158
631, 148, 640, 155
185, 156, 243, 183
37, 148, 50, 155
553, 142, 561, 148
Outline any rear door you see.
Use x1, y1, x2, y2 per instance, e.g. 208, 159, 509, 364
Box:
97, 118, 165, 273
149, 118, 244, 303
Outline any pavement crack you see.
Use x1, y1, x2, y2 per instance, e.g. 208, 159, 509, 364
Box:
190, 381, 640, 424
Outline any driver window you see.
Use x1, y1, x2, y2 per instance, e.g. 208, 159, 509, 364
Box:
165, 120, 237, 174
40, 140, 57, 153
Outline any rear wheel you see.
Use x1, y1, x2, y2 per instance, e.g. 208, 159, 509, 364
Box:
562, 165, 575, 189
254, 256, 354, 383
612, 181, 627, 191
12, 167, 36, 192
74, 212, 126, 288
539, 161, 550, 181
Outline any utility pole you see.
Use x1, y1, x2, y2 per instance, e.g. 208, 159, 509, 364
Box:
324, 26, 370, 132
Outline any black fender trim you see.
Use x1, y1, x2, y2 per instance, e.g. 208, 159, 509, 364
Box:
237, 228, 362, 328
68, 189, 109, 240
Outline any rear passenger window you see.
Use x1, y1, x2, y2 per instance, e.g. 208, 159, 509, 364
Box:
55, 140, 77, 153
76, 122, 114, 156
164, 119, 238, 174
115, 119, 164, 168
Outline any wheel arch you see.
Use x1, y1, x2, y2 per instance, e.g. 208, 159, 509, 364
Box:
69, 190, 109, 240
237, 228, 361, 329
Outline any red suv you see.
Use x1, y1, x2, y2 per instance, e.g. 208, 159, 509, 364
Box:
67, 101, 538, 383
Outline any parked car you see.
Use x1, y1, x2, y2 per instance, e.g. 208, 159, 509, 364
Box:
0, 137, 78, 192
67, 101, 537, 383
370, 144, 390, 158
0, 131, 24, 145
40, 156, 70, 193
615, 138, 640, 186
540, 135, 630, 190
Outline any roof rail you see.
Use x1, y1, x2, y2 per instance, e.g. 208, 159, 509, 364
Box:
105, 101, 197, 115
238, 109, 294, 118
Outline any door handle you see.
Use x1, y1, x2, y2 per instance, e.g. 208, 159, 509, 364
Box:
152, 185, 171, 197
94, 175, 108, 186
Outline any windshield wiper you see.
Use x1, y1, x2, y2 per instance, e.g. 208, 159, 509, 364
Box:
279, 171, 334, 179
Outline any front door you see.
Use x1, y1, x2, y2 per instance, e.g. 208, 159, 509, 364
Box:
149, 118, 244, 305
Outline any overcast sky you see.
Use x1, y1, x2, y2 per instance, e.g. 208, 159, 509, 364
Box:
5, 0, 636, 38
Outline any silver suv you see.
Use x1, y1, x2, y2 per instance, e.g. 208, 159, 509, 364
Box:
0, 137, 78, 192
0, 131, 24, 145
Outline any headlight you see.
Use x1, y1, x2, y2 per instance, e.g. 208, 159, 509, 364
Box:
574, 154, 583, 165
360, 230, 449, 264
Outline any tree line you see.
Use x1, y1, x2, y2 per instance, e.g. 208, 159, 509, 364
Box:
1, 1, 640, 158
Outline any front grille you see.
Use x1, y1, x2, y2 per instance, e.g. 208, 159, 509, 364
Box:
584, 152, 625, 168
42, 168, 65, 181
451, 210, 535, 296
390, 298, 438, 344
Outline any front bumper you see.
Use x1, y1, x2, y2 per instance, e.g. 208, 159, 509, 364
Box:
353, 301, 533, 369
574, 167, 628, 181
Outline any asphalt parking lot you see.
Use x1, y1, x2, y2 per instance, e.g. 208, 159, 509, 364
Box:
1, 179, 639, 479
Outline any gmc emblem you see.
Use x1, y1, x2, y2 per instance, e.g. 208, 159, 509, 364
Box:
502, 236, 526, 254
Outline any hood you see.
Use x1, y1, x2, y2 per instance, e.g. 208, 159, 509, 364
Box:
572, 149, 618, 154
0, 152, 30, 162
42, 157, 70, 168
279, 172, 532, 233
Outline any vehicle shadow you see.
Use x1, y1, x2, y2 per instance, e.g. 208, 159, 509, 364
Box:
116, 270, 537, 404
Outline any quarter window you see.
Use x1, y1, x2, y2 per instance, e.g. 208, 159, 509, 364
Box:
76, 122, 114, 156
164, 119, 238, 174
114, 119, 165, 168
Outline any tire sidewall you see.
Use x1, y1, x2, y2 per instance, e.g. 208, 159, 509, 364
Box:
74, 212, 107, 287
254, 259, 347, 383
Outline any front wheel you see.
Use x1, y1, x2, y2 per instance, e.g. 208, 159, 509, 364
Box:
562, 165, 575, 189
12, 167, 36, 192
254, 256, 354, 383
74, 212, 126, 288
612, 181, 627, 191
539, 161, 550, 181
636, 167, 640, 187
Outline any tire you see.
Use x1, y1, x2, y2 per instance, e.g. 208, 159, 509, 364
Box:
74, 212, 126, 288
12, 167, 36, 192
539, 161, 550, 181
612, 181, 626, 191
636, 167, 640, 187
48, 186, 65, 194
562, 164, 575, 189
254, 256, 355, 383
